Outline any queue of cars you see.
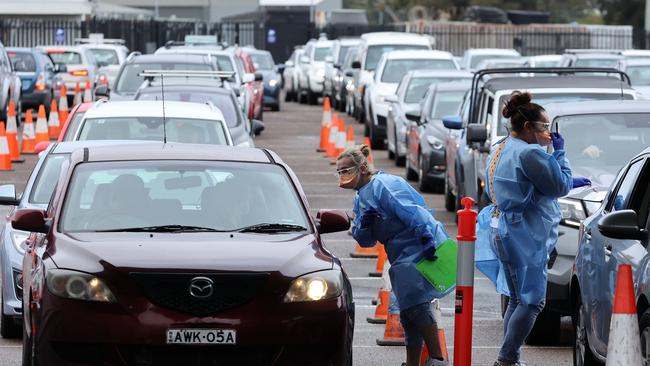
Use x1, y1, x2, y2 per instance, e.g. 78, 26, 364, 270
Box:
285, 32, 650, 364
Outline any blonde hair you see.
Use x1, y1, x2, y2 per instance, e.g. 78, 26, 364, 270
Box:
337, 144, 375, 173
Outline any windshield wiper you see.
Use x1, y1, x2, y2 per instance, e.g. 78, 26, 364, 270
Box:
94, 225, 226, 233
236, 223, 308, 233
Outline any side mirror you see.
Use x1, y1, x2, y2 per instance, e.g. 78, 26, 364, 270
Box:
275, 63, 286, 73
12, 208, 49, 234
345, 70, 354, 77
54, 63, 67, 73
384, 94, 398, 104
0, 184, 19, 205
325, 55, 334, 64
405, 111, 421, 123
467, 124, 488, 144
251, 119, 265, 136
316, 209, 350, 234
598, 210, 646, 240
242, 73, 255, 83
300, 56, 310, 64
254, 72, 263, 82
351, 61, 361, 69
442, 115, 463, 130
94, 85, 110, 98
34, 141, 51, 155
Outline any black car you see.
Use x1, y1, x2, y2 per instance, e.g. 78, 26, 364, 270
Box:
7, 47, 62, 114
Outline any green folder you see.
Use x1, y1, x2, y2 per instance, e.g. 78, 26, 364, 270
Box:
416, 239, 457, 293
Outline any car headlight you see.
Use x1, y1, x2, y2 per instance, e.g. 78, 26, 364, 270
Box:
269, 79, 278, 87
284, 270, 343, 303
426, 136, 444, 150
11, 231, 29, 254
46, 269, 116, 303
558, 198, 586, 228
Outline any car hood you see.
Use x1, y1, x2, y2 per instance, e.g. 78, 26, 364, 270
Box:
567, 165, 616, 202
49, 232, 332, 278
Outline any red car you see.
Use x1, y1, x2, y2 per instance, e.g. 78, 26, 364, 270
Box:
16, 143, 354, 366
235, 48, 264, 121
57, 101, 94, 141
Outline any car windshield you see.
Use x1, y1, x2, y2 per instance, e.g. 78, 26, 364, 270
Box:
47, 51, 81, 65
497, 92, 634, 135
137, 91, 240, 127
338, 45, 355, 65
365, 45, 429, 71
8, 52, 37, 72
61, 112, 86, 141
469, 54, 517, 69
626, 65, 650, 86
249, 53, 274, 70
381, 59, 456, 83
557, 113, 650, 187
404, 77, 469, 103
313, 47, 331, 61
574, 58, 621, 68
59, 161, 310, 233
88, 48, 119, 65
430, 91, 466, 119
29, 154, 69, 204
115, 62, 214, 94
77, 117, 228, 145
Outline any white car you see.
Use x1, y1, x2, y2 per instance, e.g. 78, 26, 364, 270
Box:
621, 49, 650, 60
68, 100, 233, 146
621, 59, 650, 99
324, 38, 360, 103
298, 38, 333, 104
38, 45, 99, 100
282, 47, 304, 102
559, 49, 625, 69
524, 54, 562, 68
460, 48, 521, 71
351, 32, 432, 124
364, 49, 458, 148
77, 40, 129, 88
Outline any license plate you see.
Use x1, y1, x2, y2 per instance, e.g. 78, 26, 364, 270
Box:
166, 329, 237, 345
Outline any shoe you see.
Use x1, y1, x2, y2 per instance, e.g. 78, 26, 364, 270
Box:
424, 359, 449, 366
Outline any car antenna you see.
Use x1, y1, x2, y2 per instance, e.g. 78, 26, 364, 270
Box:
161, 73, 167, 144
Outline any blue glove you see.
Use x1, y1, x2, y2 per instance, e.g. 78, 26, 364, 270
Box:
422, 239, 438, 261
359, 210, 378, 228
572, 177, 592, 188
551, 132, 564, 151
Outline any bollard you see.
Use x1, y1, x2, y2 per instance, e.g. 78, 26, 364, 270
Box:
453, 197, 478, 366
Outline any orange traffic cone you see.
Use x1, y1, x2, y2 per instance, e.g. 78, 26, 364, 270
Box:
48, 99, 60, 139
83, 80, 92, 102
330, 116, 346, 165
5, 101, 22, 162
350, 242, 379, 258
605, 264, 642, 365
325, 114, 339, 158
0, 123, 13, 171
59, 84, 68, 113
318, 97, 332, 152
367, 289, 389, 324
21, 110, 36, 154
73, 82, 82, 106
420, 299, 448, 364
377, 293, 405, 346
35, 105, 49, 144
363, 136, 374, 165
369, 243, 387, 277
346, 125, 355, 148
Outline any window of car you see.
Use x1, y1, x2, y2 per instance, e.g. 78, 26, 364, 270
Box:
313, 47, 331, 62
59, 161, 310, 233
8, 52, 37, 72
137, 91, 240, 128
626, 65, 650, 86
29, 154, 69, 204
343, 48, 357, 69
61, 112, 86, 141
88, 48, 120, 65
430, 91, 467, 119
608, 159, 646, 213
404, 77, 469, 103
115, 62, 214, 94
337, 46, 354, 65
47, 51, 82, 65
469, 54, 517, 69
574, 58, 621, 68
77, 117, 229, 145
249, 53, 274, 70
364, 45, 429, 71
41, 53, 55, 71
380, 59, 456, 83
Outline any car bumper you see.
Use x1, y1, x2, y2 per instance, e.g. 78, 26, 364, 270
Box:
545, 225, 579, 315
2, 231, 23, 317
263, 86, 280, 105
422, 149, 446, 182
34, 293, 352, 365
21, 90, 52, 108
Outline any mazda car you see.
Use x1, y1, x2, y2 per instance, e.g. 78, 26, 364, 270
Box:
18, 143, 354, 366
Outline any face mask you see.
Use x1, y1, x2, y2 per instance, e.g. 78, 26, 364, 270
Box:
339, 174, 357, 188
535, 131, 552, 147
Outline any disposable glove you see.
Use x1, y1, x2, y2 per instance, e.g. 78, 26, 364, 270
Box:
359, 209, 379, 228
422, 239, 438, 261
550, 132, 564, 151
572, 177, 592, 188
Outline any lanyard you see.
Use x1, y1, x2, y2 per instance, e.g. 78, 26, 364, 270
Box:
488, 138, 508, 217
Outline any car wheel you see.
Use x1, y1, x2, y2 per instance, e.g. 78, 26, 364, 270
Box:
526, 308, 561, 345
418, 156, 433, 192
308, 90, 318, 105
298, 89, 307, 104
387, 144, 395, 160
0, 293, 21, 339
573, 297, 603, 366
639, 308, 650, 365
284, 90, 293, 102
405, 155, 418, 181
444, 174, 456, 212
272, 103, 280, 112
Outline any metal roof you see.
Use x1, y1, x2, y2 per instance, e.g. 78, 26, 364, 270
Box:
483, 76, 633, 92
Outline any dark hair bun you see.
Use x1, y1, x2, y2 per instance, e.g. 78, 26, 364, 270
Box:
360, 144, 371, 158
502, 91, 532, 119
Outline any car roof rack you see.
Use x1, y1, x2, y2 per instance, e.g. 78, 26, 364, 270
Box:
468, 67, 631, 125
75, 38, 126, 45
138, 70, 236, 81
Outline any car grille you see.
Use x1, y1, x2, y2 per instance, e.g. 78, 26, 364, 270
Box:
130, 272, 269, 316
548, 248, 558, 269
376, 114, 387, 127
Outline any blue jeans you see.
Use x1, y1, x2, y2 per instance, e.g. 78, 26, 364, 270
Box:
400, 302, 436, 348
491, 227, 545, 363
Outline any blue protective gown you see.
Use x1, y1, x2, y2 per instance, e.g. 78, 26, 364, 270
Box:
475, 137, 572, 306
352, 171, 451, 310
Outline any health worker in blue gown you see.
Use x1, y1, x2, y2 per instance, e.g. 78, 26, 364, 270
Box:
476, 91, 591, 366
336, 144, 450, 366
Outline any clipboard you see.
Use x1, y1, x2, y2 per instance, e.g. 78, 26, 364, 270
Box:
416, 239, 457, 293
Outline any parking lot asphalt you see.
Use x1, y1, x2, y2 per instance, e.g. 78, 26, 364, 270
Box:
0, 100, 573, 365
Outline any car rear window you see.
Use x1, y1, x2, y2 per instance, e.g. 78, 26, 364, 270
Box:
626, 65, 650, 86
115, 63, 215, 94
365, 45, 429, 71
249, 53, 274, 70
430, 91, 466, 119
77, 117, 229, 145
88, 48, 119, 65
47, 51, 82, 65
404, 77, 469, 103
8, 52, 37, 72
469, 54, 517, 69
574, 58, 621, 68
61, 111, 86, 141
313, 47, 331, 62
381, 59, 456, 83
59, 161, 310, 233
30, 154, 69, 204
137, 91, 240, 128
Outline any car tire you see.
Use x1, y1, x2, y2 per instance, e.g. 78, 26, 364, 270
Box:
573, 296, 603, 366
418, 156, 433, 193
638, 308, 650, 364
444, 174, 456, 212
405, 155, 418, 181
387, 146, 395, 160
525, 308, 561, 345
0, 293, 21, 339
307, 90, 318, 105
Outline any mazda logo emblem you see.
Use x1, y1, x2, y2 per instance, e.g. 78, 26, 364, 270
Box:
189, 277, 214, 299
